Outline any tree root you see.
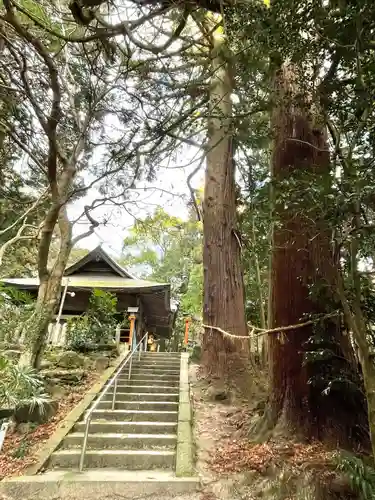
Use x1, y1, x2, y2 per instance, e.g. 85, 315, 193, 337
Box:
249, 403, 277, 442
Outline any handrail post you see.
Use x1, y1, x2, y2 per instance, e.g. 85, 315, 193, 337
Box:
138, 339, 142, 361
145, 332, 148, 353
79, 333, 147, 469
111, 377, 117, 410
79, 413, 92, 472
128, 354, 133, 380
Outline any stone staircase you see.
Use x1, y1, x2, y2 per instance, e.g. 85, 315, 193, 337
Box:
48, 352, 181, 471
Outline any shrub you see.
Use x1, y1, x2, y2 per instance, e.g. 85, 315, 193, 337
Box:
335, 451, 375, 500
0, 285, 34, 344
66, 289, 118, 352
0, 354, 49, 411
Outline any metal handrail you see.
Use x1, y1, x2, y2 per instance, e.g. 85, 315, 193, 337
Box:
79, 332, 148, 471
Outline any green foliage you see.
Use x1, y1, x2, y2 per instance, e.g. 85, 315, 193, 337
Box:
190, 344, 202, 362
0, 354, 48, 410
121, 206, 203, 321
120, 207, 203, 347
0, 285, 34, 344
66, 289, 118, 352
336, 452, 375, 500
12, 439, 30, 459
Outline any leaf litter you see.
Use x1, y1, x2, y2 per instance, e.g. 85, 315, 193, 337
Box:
0, 372, 98, 479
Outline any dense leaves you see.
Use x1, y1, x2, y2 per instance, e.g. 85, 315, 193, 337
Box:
121, 207, 203, 343
0, 355, 48, 410
66, 289, 118, 351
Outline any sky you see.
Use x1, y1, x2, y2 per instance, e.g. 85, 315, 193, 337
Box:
12, 3, 206, 262
69, 146, 204, 258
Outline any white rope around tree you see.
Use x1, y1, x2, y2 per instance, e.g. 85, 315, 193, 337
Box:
201, 310, 340, 340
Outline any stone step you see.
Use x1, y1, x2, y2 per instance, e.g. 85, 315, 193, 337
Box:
0, 470, 200, 500
62, 433, 177, 450
120, 374, 180, 382
132, 362, 181, 368
102, 392, 179, 402
124, 378, 180, 387
121, 368, 180, 376
97, 401, 179, 412
125, 367, 180, 374
129, 368, 180, 376
87, 409, 178, 422
140, 353, 180, 356
106, 384, 180, 394
140, 357, 181, 362
117, 373, 180, 382
130, 363, 181, 370
49, 449, 175, 470
74, 420, 177, 434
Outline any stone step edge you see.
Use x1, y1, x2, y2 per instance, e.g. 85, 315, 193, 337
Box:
98, 401, 179, 405
67, 432, 177, 440
129, 366, 181, 369
108, 384, 179, 388
119, 376, 180, 379
106, 385, 179, 390
1, 469, 199, 483
0, 471, 200, 500
119, 377, 180, 380
77, 420, 177, 426
88, 409, 178, 414
102, 393, 179, 397
53, 449, 176, 456
123, 372, 180, 376
128, 364, 181, 367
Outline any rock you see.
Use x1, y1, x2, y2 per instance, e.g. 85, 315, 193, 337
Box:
0, 408, 14, 420
0, 342, 22, 352
83, 357, 93, 370
3, 350, 22, 362
207, 385, 230, 402
56, 350, 85, 369
46, 382, 67, 399
94, 356, 110, 371
100, 351, 117, 359
14, 400, 58, 424
40, 360, 53, 370
43, 348, 62, 363
16, 422, 33, 434
41, 369, 85, 385
96, 343, 118, 356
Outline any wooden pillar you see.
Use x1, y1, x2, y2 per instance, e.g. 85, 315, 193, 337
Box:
115, 324, 121, 348
128, 314, 136, 350
184, 317, 191, 348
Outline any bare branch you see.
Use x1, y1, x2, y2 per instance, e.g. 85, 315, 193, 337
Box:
71, 205, 100, 246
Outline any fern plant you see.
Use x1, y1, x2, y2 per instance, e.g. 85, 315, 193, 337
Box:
0, 354, 49, 411
335, 452, 375, 500
0, 285, 34, 344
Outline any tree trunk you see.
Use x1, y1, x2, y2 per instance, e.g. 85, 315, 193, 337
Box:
202, 15, 250, 389
19, 205, 73, 368
266, 64, 368, 447
19, 275, 62, 368
252, 216, 266, 331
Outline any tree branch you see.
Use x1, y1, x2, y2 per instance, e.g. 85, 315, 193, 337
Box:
71, 205, 100, 246
0, 220, 41, 267
0, 189, 47, 237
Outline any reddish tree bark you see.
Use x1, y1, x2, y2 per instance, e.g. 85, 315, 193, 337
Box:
268, 65, 368, 446
201, 17, 250, 388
